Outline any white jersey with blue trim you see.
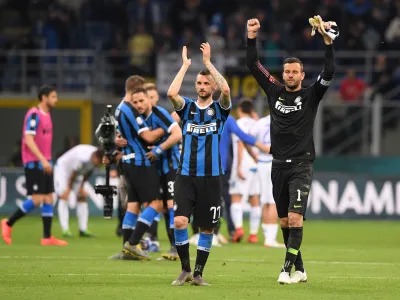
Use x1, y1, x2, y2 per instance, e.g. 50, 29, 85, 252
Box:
250, 115, 273, 163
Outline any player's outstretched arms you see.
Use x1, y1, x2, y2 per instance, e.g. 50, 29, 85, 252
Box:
167, 46, 191, 110
140, 128, 165, 144
200, 42, 231, 109
318, 22, 335, 80
246, 18, 283, 94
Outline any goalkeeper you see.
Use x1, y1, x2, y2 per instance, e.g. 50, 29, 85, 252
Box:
246, 16, 337, 284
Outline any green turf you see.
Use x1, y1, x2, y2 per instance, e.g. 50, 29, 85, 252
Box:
0, 216, 399, 300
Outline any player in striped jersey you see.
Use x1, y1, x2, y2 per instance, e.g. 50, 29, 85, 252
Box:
168, 43, 231, 286
131, 86, 182, 260
110, 84, 166, 260
250, 115, 285, 248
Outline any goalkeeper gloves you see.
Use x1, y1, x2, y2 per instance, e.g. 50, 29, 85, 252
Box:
309, 15, 340, 41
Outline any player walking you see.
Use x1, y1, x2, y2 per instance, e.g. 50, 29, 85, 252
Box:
1, 85, 67, 246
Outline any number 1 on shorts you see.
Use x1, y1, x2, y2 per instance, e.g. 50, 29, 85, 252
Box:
297, 189, 301, 201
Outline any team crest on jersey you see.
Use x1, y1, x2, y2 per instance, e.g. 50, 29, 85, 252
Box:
206, 108, 215, 116
136, 117, 143, 125
294, 96, 302, 104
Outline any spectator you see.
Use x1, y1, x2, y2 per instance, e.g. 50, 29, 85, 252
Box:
340, 69, 367, 103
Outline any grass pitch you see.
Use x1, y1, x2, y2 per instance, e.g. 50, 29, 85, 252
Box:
0, 216, 399, 300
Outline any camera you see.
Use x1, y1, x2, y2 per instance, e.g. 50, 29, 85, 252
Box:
94, 105, 118, 219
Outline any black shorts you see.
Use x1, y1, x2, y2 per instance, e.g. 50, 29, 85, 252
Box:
25, 165, 54, 196
271, 160, 313, 219
159, 170, 176, 203
174, 175, 222, 228
123, 163, 159, 204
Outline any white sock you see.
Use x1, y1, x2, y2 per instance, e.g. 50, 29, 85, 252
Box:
58, 199, 69, 231
230, 202, 243, 229
262, 223, 269, 243
249, 206, 262, 235
266, 224, 279, 244
77, 202, 89, 232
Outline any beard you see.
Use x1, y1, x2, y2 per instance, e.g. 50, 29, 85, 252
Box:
197, 91, 212, 99
284, 80, 301, 91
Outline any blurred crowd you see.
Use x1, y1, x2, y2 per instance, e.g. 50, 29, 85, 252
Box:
0, 0, 399, 99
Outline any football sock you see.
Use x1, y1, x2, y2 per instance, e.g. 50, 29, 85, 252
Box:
7, 199, 35, 226
281, 227, 304, 272
77, 202, 88, 232
230, 202, 243, 229
175, 228, 191, 272
266, 224, 279, 243
282, 227, 303, 274
57, 199, 69, 231
122, 211, 137, 244
193, 232, 213, 277
128, 206, 158, 246
249, 206, 261, 235
41, 203, 53, 238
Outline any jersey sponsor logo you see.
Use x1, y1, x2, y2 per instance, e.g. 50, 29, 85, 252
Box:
186, 122, 217, 134
275, 101, 302, 114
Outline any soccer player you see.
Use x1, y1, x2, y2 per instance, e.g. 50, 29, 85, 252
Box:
114, 75, 144, 239
229, 99, 262, 244
55, 144, 104, 237
168, 43, 231, 286
132, 85, 182, 260
113, 86, 169, 260
250, 115, 285, 248
1, 85, 67, 246
246, 18, 335, 284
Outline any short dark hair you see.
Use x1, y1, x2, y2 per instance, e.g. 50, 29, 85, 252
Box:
238, 98, 254, 114
125, 75, 145, 93
198, 69, 211, 76
38, 85, 56, 101
132, 87, 147, 95
283, 57, 304, 71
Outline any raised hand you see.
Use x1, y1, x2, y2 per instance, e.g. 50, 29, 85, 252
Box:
182, 46, 191, 66
200, 42, 211, 64
247, 18, 260, 34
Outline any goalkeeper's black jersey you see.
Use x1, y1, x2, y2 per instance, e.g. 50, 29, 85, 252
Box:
246, 37, 335, 161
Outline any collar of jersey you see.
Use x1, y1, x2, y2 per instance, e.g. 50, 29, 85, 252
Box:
145, 110, 153, 121
195, 101, 213, 110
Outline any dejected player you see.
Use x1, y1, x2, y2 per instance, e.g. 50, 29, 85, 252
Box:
246, 18, 336, 284
168, 43, 231, 286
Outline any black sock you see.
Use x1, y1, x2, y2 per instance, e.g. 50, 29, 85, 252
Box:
149, 220, 158, 241
123, 229, 133, 244
7, 208, 26, 226
175, 228, 191, 272
42, 216, 52, 238
193, 232, 213, 277
128, 221, 150, 246
281, 227, 304, 272
282, 227, 303, 274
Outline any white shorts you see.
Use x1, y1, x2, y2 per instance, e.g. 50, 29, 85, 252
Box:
229, 167, 261, 197
54, 166, 83, 197
257, 162, 275, 205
